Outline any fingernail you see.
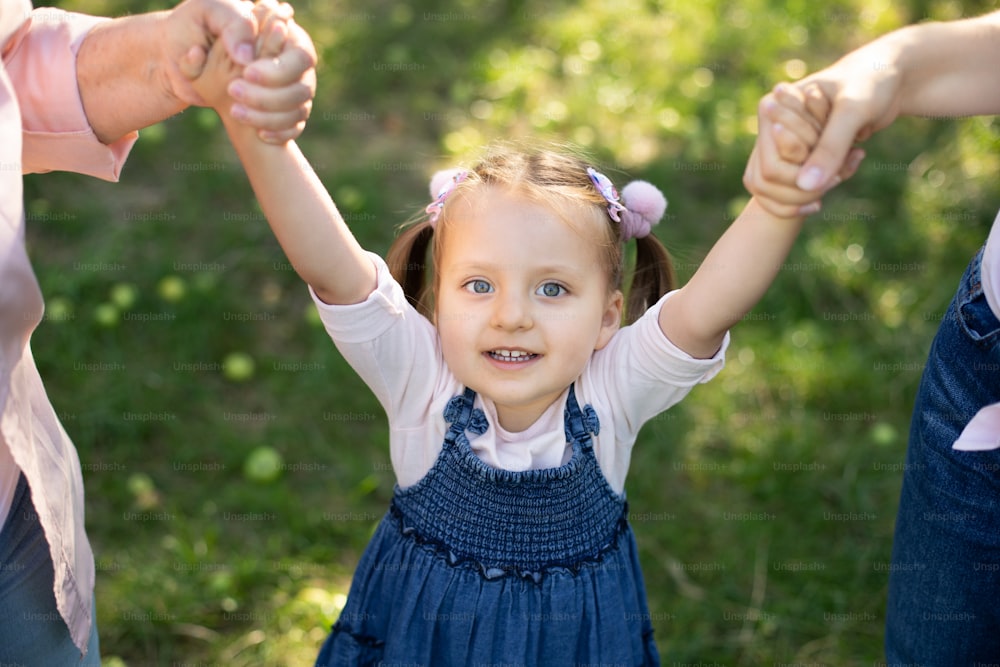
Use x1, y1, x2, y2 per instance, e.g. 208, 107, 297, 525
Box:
797, 166, 824, 191
228, 81, 245, 101
244, 66, 262, 83
772, 122, 784, 134
235, 43, 255, 66
847, 150, 866, 172
231, 104, 249, 121
798, 202, 821, 216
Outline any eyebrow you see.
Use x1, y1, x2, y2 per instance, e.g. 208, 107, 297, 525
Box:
446, 260, 587, 277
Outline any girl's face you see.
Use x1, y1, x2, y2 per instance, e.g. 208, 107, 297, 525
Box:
434, 186, 622, 433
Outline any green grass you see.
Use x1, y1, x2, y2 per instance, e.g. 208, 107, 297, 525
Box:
24, 0, 1000, 664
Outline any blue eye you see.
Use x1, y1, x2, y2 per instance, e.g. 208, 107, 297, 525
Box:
464, 279, 493, 294
537, 282, 566, 297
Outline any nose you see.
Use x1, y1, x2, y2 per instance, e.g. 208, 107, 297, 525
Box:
490, 290, 533, 331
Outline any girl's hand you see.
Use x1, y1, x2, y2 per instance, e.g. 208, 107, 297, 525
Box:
744, 84, 829, 219
188, 33, 247, 112
252, 0, 292, 59
747, 83, 866, 218
189, 0, 294, 130
236, 0, 314, 142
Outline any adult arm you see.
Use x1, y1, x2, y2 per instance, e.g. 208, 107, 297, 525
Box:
5, 7, 135, 178
786, 9, 1000, 191
76, 0, 316, 145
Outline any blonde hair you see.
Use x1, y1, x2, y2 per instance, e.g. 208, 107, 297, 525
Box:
386, 143, 675, 324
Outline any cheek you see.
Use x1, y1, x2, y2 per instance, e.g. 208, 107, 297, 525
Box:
436, 316, 481, 375
435, 291, 462, 325
434, 298, 475, 346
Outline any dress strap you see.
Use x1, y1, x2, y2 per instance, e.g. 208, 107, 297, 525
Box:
442, 387, 489, 447
563, 384, 601, 448
443, 386, 597, 449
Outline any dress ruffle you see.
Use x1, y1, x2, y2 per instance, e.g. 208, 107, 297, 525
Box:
320, 514, 660, 666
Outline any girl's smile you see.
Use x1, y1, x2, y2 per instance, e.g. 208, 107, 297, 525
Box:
485, 348, 539, 364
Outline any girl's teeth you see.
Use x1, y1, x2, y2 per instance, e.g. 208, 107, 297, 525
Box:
490, 350, 535, 362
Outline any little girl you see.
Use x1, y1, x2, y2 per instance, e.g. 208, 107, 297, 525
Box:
193, 23, 827, 665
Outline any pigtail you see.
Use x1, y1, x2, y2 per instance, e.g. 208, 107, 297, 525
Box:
626, 235, 675, 325
386, 221, 435, 318
618, 180, 673, 324
386, 168, 472, 318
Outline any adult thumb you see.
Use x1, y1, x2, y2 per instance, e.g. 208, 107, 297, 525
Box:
796, 109, 865, 191
198, 0, 257, 66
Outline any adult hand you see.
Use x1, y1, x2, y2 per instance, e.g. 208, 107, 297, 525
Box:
744, 85, 860, 219
165, 0, 316, 143
233, 8, 316, 143
744, 90, 820, 219
780, 42, 905, 192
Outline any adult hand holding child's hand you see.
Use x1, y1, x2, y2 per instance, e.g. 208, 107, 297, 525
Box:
170, 0, 316, 143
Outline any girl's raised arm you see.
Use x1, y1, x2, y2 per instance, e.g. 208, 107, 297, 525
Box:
222, 131, 376, 305
657, 92, 830, 359
191, 23, 375, 305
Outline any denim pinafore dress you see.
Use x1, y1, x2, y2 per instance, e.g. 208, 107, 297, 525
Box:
315, 385, 661, 666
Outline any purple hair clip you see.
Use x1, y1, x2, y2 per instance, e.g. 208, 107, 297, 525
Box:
588, 167, 668, 240
425, 168, 470, 226
587, 167, 627, 223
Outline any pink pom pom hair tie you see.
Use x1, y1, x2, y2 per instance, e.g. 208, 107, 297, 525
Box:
425, 168, 470, 226
619, 180, 667, 240
587, 167, 667, 240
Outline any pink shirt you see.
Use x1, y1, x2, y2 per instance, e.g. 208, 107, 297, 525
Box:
1, 1, 136, 652
311, 254, 729, 494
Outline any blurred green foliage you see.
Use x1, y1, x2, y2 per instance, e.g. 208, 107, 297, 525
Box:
23, 0, 1000, 664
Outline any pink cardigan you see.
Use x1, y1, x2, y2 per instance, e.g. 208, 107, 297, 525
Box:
0, 0, 135, 653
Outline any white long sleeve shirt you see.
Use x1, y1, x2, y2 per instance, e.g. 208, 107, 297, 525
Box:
310, 253, 729, 494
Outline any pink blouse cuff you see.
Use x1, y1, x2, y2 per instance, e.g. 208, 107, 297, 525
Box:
8, 9, 136, 180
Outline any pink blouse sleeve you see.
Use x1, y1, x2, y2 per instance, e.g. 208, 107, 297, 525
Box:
4, 7, 135, 179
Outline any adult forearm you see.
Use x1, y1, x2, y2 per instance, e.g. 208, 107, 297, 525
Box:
884, 11, 1000, 118
76, 11, 185, 144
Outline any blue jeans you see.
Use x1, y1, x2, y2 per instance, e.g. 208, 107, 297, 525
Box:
0, 473, 101, 665
885, 248, 1000, 664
